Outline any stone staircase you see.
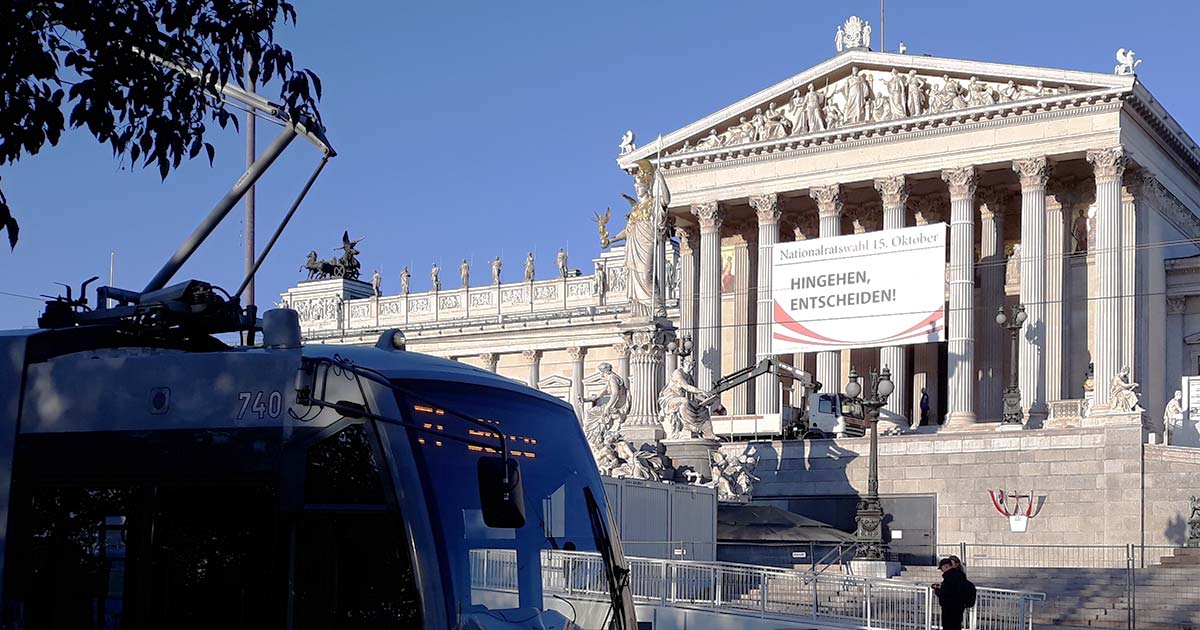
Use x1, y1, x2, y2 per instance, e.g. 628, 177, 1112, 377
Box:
897, 548, 1200, 630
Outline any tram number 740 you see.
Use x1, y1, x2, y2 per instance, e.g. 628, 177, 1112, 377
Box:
237, 390, 284, 420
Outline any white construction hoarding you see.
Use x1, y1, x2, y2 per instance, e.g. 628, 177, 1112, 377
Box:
771, 223, 947, 354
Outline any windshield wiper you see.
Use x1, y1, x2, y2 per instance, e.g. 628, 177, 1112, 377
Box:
584, 487, 631, 630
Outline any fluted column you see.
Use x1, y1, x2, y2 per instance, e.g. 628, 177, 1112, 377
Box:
732, 227, 757, 414
1087, 147, 1127, 411
976, 191, 1007, 422
612, 341, 630, 382
624, 329, 666, 447
875, 176, 910, 423
522, 349, 542, 388
1166, 297, 1187, 413
1045, 192, 1068, 403
942, 167, 977, 427
692, 201, 724, 390
568, 346, 587, 420
1013, 157, 1050, 424
677, 225, 701, 375
480, 352, 499, 373
752, 194, 782, 415
810, 184, 844, 397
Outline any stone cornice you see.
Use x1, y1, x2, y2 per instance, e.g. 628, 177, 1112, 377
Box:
653, 95, 1124, 180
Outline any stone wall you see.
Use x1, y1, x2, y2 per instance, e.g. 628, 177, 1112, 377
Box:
724, 424, 1200, 549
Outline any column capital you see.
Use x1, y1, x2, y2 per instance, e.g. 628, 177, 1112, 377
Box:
846, 203, 882, 233
611, 341, 630, 357
941, 166, 977, 201
675, 224, 700, 252
1086, 147, 1128, 183
626, 328, 665, 357
1012, 156, 1051, 190
911, 195, 947, 226
691, 201, 724, 230
977, 187, 1008, 221
566, 346, 588, 361
873, 175, 910, 209
1167, 296, 1188, 315
750, 193, 782, 224
521, 349, 543, 361
809, 184, 843, 219
479, 352, 498, 367
785, 213, 817, 240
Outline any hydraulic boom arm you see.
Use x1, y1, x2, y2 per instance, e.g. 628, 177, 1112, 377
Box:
698, 356, 822, 408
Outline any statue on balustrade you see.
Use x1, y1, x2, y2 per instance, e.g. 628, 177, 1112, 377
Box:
1109, 366, 1144, 413
556, 248, 569, 278
595, 158, 668, 318
430, 262, 441, 292
371, 269, 381, 297
524, 252, 535, 282
400, 266, 411, 294
659, 362, 716, 440
460, 259, 470, 288
491, 256, 502, 285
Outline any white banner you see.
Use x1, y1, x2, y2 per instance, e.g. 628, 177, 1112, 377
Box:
771, 224, 947, 354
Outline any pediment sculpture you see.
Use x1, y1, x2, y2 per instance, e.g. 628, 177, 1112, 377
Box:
666, 68, 1084, 158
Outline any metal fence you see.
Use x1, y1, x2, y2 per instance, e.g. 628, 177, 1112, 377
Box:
930, 543, 1181, 569
471, 548, 1046, 630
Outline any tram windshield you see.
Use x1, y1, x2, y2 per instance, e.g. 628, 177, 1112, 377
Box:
391, 379, 631, 629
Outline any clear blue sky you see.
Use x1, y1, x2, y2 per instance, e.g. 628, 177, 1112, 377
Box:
3, 0, 1198, 329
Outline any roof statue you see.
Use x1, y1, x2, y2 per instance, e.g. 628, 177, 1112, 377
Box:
836, 16, 871, 52
1114, 48, 1142, 75
302, 231, 364, 281
618, 130, 636, 155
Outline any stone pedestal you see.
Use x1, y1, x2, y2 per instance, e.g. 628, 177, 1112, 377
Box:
849, 559, 902, 578
662, 438, 720, 481
623, 325, 668, 449
995, 423, 1025, 432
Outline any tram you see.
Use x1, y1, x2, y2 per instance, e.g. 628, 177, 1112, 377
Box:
0, 62, 634, 630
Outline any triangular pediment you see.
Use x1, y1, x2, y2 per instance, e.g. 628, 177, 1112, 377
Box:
617, 50, 1133, 168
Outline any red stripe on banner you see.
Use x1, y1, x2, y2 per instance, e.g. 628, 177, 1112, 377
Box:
773, 301, 945, 347
773, 301, 842, 342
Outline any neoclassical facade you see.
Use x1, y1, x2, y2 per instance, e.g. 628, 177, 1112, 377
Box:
284, 40, 1200, 439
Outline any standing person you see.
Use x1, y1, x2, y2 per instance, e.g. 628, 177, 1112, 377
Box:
932, 557, 975, 630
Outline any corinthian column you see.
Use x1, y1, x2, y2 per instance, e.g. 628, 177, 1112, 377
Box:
677, 225, 701, 372
976, 190, 1007, 422
942, 167, 977, 427
1013, 157, 1050, 424
1087, 147, 1127, 411
875, 176, 910, 423
480, 352, 499, 373
732, 226, 757, 414
809, 184, 843, 397
692, 201, 724, 390
1045, 191, 1068, 403
567, 346, 587, 420
623, 329, 666, 448
522, 349, 542, 388
752, 193, 782, 415
612, 341, 630, 382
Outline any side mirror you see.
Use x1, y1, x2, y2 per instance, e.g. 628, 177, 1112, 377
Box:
478, 456, 526, 528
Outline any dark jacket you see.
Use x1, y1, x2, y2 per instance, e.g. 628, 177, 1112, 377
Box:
935, 567, 973, 610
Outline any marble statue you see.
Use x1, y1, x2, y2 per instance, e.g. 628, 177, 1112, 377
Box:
400, 266, 411, 294
1109, 366, 1144, 413
659, 364, 716, 440
431, 262, 441, 292
491, 256, 502, 284
862, 22, 871, 49
803, 84, 826, 132
666, 258, 679, 297
886, 69, 907, 119
906, 71, 926, 116
618, 130, 636, 155
592, 431, 669, 481
1006, 243, 1022, 284
1114, 48, 1142, 75
835, 25, 845, 52
593, 261, 606, 296
580, 362, 631, 439
1165, 390, 1185, 442
750, 108, 767, 142
843, 67, 871, 124
460, 259, 470, 287
763, 103, 788, 140
823, 103, 843, 129
784, 89, 806, 134
837, 16, 869, 50
1071, 209, 1089, 254
695, 128, 721, 150
966, 76, 996, 107
556, 248, 569, 278
524, 252, 535, 282
700, 448, 759, 502
999, 80, 1022, 102
371, 269, 381, 297
597, 159, 666, 318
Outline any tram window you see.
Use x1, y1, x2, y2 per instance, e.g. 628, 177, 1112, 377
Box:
305, 423, 386, 505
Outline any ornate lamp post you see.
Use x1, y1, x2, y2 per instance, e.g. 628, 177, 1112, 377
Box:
996, 304, 1028, 426
844, 365, 894, 561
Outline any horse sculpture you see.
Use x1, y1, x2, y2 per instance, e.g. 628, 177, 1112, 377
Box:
303, 250, 339, 280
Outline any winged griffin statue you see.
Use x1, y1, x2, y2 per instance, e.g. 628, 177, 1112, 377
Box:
1114, 48, 1142, 75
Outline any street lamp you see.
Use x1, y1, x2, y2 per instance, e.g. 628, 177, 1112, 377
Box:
995, 304, 1028, 426
844, 365, 894, 561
